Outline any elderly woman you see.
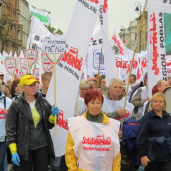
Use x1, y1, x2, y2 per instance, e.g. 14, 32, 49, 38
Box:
66, 90, 121, 171
5, 75, 59, 171
0, 79, 12, 170
137, 92, 171, 171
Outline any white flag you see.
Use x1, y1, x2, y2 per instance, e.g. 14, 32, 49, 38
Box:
46, 0, 102, 157
29, 4, 52, 25
146, 0, 171, 14
148, 10, 167, 98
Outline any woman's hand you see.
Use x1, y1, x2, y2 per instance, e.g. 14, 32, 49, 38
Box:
118, 131, 123, 138
141, 156, 149, 167
3, 108, 8, 115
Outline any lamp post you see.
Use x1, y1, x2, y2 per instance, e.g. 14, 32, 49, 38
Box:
120, 25, 125, 43
135, 2, 142, 17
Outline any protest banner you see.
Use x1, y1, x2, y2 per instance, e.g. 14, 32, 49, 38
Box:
42, 34, 66, 54
4, 58, 16, 80
41, 53, 54, 72
42, 34, 66, 136
147, 10, 167, 98
20, 58, 29, 75
29, 4, 52, 25
87, 49, 105, 78
146, 0, 171, 14
24, 49, 39, 74
46, 0, 102, 157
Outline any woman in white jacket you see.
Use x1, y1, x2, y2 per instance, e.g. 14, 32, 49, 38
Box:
0, 79, 12, 170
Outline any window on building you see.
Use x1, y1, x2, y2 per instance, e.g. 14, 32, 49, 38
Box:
135, 34, 137, 40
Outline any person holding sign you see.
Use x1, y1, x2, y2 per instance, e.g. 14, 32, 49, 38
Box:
5, 75, 59, 171
0, 79, 12, 170
65, 90, 121, 171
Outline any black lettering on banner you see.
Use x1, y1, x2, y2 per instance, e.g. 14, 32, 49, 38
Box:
64, 66, 79, 80
78, 0, 97, 14
99, 39, 103, 44
92, 40, 97, 45
34, 36, 40, 41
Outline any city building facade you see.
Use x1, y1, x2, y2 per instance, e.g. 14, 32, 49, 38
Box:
119, 19, 137, 51
19, 0, 30, 50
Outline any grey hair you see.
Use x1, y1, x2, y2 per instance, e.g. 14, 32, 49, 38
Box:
109, 78, 124, 87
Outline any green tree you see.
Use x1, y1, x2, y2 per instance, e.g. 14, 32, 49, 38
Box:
45, 25, 63, 35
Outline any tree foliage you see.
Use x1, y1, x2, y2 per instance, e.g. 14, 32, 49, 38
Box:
45, 25, 63, 35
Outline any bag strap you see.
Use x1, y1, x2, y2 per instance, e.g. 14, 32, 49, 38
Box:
4, 96, 6, 108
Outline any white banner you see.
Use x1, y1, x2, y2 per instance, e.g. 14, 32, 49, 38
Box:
101, 26, 117, 86
42, 34, 66, 54
46, 0, 102, 157
33, 68, 39, 80
146, 0, 171, 14
29, 4, 52, 25
20, 58, 29, 75
4, 58, 16, 75
87, 49, 105, 77
148, 10, 167, 98
111, 29, 127, 55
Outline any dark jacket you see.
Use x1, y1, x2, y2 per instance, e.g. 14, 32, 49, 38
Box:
137, 110, 171, 162
5, 93, 55, 161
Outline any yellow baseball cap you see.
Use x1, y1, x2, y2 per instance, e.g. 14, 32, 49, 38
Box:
20, 75, 40, 87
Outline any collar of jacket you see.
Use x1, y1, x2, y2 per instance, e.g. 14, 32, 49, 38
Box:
0, 92, 5, 99
14, 92, 49, 111
104, 89, 123, 100
150, 110, 169, 118
81, 111, 110, 124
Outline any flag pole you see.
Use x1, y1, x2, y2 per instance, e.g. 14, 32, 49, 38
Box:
54, 54, 57, 136
96, 48, 103, 89
121, 8, 146, 130
76, 98, 79, 116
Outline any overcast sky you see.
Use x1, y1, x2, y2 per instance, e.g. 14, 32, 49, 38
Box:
27, 0, 145, 38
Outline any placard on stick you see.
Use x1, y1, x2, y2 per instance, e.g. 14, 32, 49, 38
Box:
41, 53, 53, 72
24, 49, 38, 73
42, 34, 66, 54
4, 58, 16, 76
20, 58, 29, 75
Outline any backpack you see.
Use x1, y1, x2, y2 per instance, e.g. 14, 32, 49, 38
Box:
122, 118, 139, 165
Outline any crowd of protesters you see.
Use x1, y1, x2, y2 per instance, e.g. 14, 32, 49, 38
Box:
0, 71, 171, 171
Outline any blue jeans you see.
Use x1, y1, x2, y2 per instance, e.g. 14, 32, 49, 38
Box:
4, 155, 8, 171
0, 141, 7, 170
51, 155, 68, 171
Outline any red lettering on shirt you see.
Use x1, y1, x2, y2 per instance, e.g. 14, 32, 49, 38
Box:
82, 134, 111, 145
149, 13, 159, 75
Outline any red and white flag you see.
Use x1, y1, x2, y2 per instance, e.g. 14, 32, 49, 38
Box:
110, 29, 127, 55
46, 0, 103, 157
148, 10, 167, 98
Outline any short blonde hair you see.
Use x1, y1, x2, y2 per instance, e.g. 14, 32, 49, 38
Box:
79, 80, 90, 89
148, 92, 167, 112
